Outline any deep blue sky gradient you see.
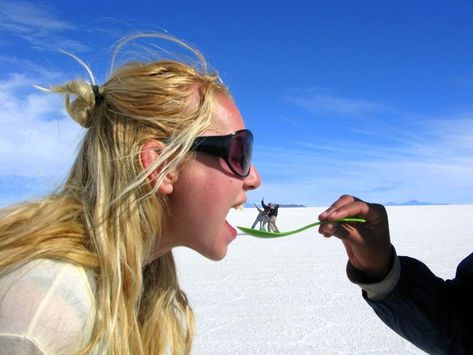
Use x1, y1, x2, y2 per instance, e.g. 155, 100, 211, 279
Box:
1, 0, 473, 206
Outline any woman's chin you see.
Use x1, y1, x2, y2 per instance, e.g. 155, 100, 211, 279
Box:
199, 245, 228, 261
205, 238, 230, 261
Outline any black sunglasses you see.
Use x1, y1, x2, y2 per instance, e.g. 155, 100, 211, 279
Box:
190, 129, 253, 177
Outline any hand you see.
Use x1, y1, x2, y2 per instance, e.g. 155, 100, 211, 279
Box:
318, 195, 392, 280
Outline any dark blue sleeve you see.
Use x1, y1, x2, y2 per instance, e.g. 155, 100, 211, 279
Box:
364, 253, 473, 354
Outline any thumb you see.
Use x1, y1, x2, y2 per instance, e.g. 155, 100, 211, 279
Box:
321, 222, 350, 239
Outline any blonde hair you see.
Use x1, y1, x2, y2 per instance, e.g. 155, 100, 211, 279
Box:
0, 34, 229, 354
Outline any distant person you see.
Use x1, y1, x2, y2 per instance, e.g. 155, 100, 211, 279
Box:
318, 194, 473, 354
251, 203, 271, 230
262, 198, 280, 232
0, 34, 261, 354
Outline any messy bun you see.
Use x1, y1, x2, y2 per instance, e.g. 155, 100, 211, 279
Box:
50, 81, 102, 128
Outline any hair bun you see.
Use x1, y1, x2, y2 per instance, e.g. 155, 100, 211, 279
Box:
52, 81, 101, 128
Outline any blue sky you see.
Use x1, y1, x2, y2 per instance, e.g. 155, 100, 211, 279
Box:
1, 0, 473, 207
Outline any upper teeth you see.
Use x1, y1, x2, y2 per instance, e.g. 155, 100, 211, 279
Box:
233, 204, 244, 210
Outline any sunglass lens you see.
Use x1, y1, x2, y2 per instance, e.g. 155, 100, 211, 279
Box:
229, 131, 252, 177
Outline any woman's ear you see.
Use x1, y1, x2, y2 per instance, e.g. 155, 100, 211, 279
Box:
140, 140, 176, 195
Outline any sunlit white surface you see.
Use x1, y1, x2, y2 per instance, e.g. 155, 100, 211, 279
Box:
174, 205, 473, 354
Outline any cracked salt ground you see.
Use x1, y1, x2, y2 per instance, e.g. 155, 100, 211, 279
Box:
174, 205, 473, 354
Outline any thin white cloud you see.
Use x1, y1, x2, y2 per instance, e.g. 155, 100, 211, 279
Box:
0, 56, 62, 80
288, 89, 383, 117
0, 0, 87, 51
253, 111, 473, 205
0, 71, 85, 180
0, 1, 73, 31
0, 0, 91, 202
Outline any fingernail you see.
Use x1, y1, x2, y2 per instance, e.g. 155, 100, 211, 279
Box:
319, 211, 328, 218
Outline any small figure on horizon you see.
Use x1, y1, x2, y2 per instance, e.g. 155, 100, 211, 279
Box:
261, 198, 280, 233
251, 202, 271, 230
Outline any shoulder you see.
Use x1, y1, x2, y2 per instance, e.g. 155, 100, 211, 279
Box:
457, 252, 473, 274
450, 252, 473, 294
0, 259, 96, 354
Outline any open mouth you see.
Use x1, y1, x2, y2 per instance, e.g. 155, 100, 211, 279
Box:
225, 203, 244, 234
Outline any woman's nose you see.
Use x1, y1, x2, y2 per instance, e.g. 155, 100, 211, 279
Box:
244, 164, 261, 191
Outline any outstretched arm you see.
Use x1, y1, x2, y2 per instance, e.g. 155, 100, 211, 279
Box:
319, 195, 473, 354
261, 198, 268, 209
365, 253, 473, 354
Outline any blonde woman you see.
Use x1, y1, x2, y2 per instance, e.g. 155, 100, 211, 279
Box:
0, 34, 260, 354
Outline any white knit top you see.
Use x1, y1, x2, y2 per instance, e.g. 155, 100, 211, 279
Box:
0, 259, 96, 354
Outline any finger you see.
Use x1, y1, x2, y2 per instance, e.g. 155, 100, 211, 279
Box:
320, 222, 350, 239
318, 224, 333, 238
318, 224, 328, 237
319, 195, 359, 219
365, 202, 388, 223
321, 200, 370, 222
